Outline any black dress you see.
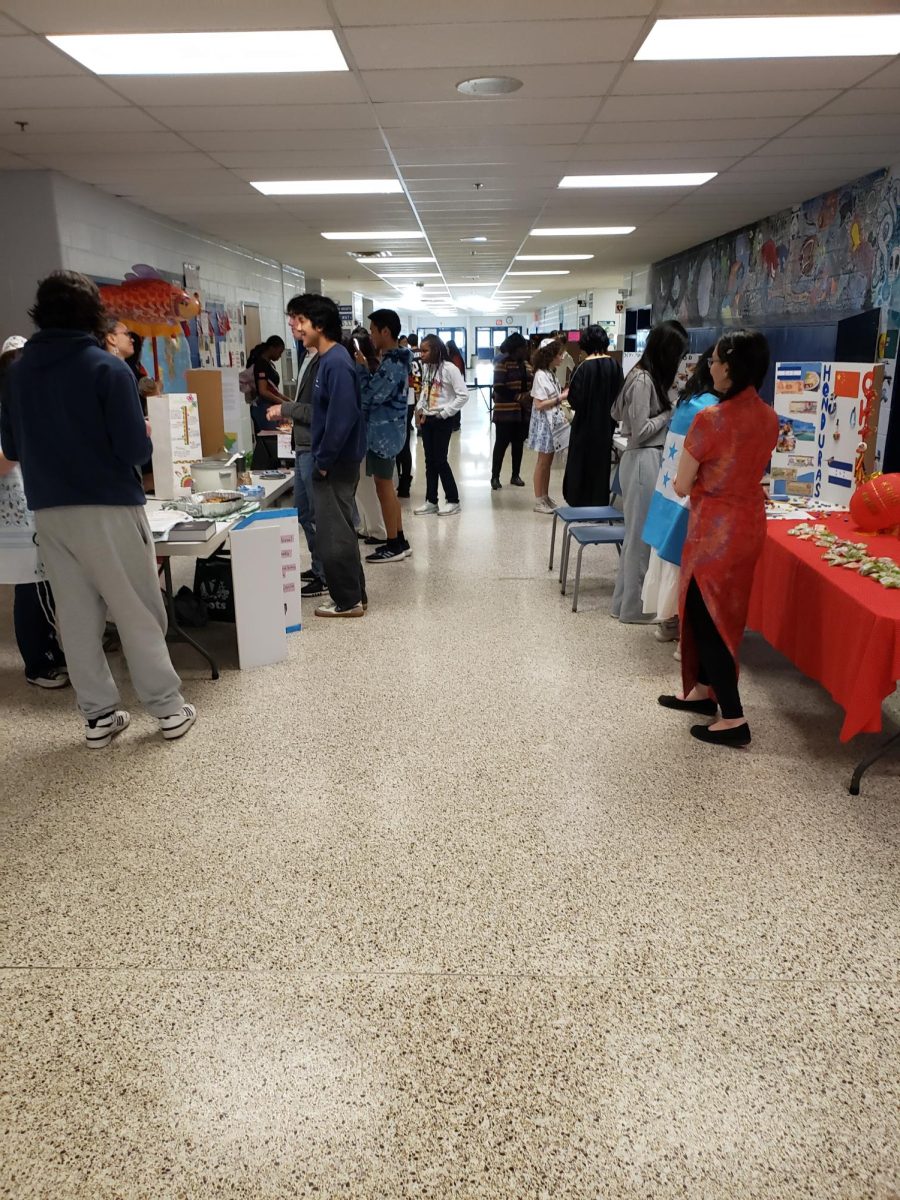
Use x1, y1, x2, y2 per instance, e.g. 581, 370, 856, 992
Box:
562, 356, 624, 507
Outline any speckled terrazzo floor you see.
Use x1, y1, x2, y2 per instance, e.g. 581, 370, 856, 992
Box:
1, 397, 898, 1200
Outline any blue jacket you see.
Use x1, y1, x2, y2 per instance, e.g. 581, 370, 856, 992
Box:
311, 343, 367, 470
0, 330, 150, 511
359, 346, 410, 458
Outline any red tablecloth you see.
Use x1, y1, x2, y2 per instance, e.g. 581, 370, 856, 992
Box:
747, 514, 900, 741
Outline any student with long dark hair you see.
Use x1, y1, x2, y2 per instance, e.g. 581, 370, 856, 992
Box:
610, 319, 687, 623
660, 331, 778, 747
248, 335, 289, 433
527, 337, 567, 514
561, 324, 623, 507
414, 334, 468, 516
490, 332, 532, 490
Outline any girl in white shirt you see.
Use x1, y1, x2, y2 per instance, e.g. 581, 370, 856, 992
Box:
413, 335, 469, 516
527, 337, 568, 514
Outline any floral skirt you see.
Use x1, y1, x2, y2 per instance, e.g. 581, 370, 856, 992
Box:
526, 406, 553, 453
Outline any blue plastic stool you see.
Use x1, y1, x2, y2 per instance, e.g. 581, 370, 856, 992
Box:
549, 505, 623, 583
567, 524, 626, 611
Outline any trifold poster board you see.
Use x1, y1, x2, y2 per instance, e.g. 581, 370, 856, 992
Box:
184, 367, 253, 456
229, 522, 286, 671
147, 393, 202, 499
772, 362, 883, 505
231, 508, 301, 634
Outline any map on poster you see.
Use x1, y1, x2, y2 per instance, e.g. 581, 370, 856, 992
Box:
773, 361, 878, 504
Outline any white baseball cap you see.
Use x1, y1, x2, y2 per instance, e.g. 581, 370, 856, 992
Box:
1, 335, 26, 355
539, 337, 558, 349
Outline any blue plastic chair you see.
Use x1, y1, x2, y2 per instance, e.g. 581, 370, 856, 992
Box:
567, 524, 626, 611
549, 504, 623, 583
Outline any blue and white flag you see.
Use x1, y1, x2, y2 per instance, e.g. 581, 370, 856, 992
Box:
641, 392, 717, 565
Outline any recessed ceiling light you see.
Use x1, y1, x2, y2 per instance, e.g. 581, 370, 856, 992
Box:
321, 231, 425, 240
506, 270, 570, 276
530, 227, 635, 237
515, 254, 594, 261
47, 30, 348, 75
456, 76, 523, 96
559, 173, 715, 188
636, 15, 900, 60
253, 179, 402, 195
354, 255, 436, 264
460, 237, 488, 243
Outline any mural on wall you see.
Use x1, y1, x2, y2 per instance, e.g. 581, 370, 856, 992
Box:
651, 169, 891, 327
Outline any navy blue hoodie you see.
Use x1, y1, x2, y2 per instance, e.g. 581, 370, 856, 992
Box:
311, 342, 367, 470
0, 330, 150, 511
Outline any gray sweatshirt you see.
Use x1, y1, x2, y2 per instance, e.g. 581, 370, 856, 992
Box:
277, 352, 318, 450
611, 367, 670, 450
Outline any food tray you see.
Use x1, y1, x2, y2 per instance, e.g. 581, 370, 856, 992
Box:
166, 490, 246, 518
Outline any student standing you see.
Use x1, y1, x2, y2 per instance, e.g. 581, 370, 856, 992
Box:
350, 329, 387, 546
413, 335, 468, 516
396, 333, 421, 497
358, 309, 411, 563
659, 331, 778, 746
286, 294, 367, 618
528, 338, 568, 514
562, 325, 624, 507
490, 332, 532, 489
610, 320, 688, 623
0, 272, 196, 746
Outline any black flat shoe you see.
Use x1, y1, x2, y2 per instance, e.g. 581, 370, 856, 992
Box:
690, 722, 751, 747
490, 477, 502, 491
658, 694, 718, 717
510, 475, 525, 486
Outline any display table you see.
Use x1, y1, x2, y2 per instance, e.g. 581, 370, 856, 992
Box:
747, 513, 900, 791
149, 471, 294, 678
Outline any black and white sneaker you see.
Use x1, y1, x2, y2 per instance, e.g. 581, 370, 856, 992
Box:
27, 668, 70, 690
159, 703, 197, 741
300, 568, 318, 582
365, 543, 409, 563
301, 576, 327, 598
85, 709, 130, 749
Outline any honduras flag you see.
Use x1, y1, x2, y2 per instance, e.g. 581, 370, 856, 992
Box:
641, 392, 718, 565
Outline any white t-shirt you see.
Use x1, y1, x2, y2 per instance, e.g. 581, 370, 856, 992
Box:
531, 368, 560, 406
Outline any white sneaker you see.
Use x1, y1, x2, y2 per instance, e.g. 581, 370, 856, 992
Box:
546, 496, 559, 508
414, 502, 439, 516
655, 617, 680, 642
673, 643, 682, 661
159, 703, 197, 741
85, 709, 130, 749
314, 601, 364, 618
440, 502, 461, 516
533, 498, 555, 515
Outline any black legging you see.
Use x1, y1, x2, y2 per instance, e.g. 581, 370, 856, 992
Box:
684, 577, 743, 719
396, 403, 415, 489
492, 423, 525, 480
420, 418, 459, 504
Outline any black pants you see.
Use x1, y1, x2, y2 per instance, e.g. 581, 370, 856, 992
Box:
420, 418, 459, 504
685, 577, 743, 719
312, 461, 366, 609
14, 581, 64, 678
396, 404, 416, 491
492, 423, 525, 480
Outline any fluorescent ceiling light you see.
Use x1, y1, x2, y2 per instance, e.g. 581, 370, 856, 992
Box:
252, 179, 401, 196
47, 30, 348, 75
321, 231, 425, 240
379, 273, 442, 280
460, 236, 488, 243
507, 270, 570, 276
636, 15, 900, 60
531, 226, 635, 237
515, 254, 594, 261
355, 256, 436, 264
559, 173, 715, 188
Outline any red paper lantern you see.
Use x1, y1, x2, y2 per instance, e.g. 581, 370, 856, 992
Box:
850, 473, 900, 531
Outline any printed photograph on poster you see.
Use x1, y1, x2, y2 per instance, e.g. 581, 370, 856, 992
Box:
771, 361, 822, 495
815, 361, 879, 503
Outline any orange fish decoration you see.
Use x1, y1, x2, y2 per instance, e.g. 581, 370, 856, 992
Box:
99, 265, 201, 338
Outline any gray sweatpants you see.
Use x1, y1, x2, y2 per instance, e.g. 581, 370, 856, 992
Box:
611, 446, 663, 623
34, 505, 184, 721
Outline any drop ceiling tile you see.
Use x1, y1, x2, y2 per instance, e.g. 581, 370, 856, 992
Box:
0, 106, 165, 133
360, 63, 619, 103
0, 148, 30, 166
40, 150, 218, 173
147, 104, 379, 132
585, 116, 799, 142
599, 90, 837, 122
615, 58, 891, 96
0, 16, 24, 33
754, 134, 900, 158
0, 76, 127, 107
0, 130, 193, 154
386, 124, 583, 149
215, 149, 394, 172
0, 0, 331, 32
66, 170, 255, 196
110, 73, 365, 107
346, 19, 645, 70
375, 98, 602, 127
791, 113, 900, 138
184, 128, 383, 152
336, 0, 650, 21
395, 145, 576, 167
0, 34, 83, 75
859, 60, 900, 89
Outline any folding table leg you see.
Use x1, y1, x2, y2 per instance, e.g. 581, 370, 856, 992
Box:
560, 526, 574, 593
549, 512, 558, 571
572, 544, 586, 612
848, 728, 900, 795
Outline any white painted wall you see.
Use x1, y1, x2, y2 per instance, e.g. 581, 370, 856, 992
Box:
0, 172, 62, 336
536, 286, 621, 334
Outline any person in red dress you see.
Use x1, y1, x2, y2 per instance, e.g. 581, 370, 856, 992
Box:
658, 330, 778, 747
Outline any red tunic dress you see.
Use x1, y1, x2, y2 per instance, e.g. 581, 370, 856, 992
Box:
679, 387, 779, 694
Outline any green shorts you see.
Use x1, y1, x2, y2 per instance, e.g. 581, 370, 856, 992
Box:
366, 450, 395, 480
